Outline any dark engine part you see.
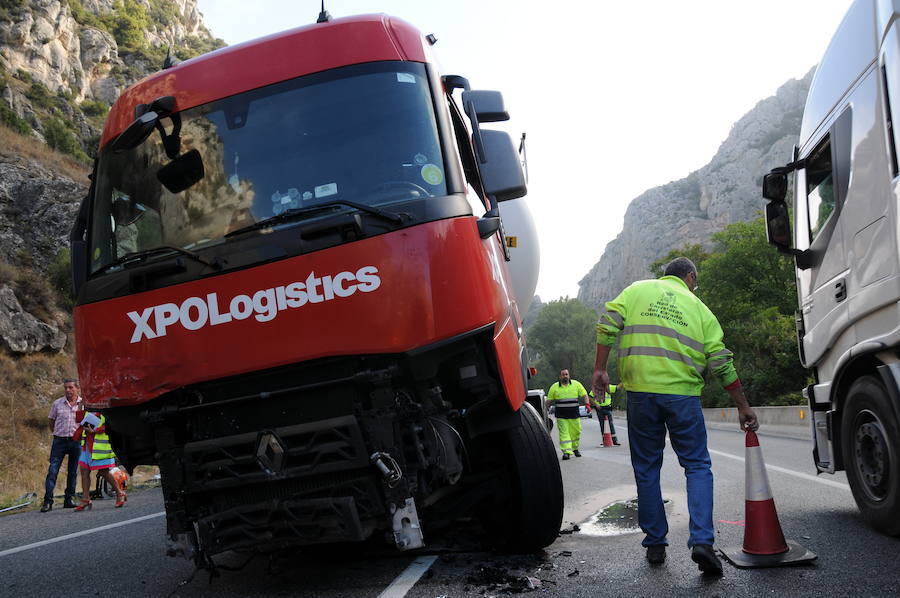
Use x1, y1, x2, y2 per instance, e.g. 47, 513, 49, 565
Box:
105, 325, 513, 560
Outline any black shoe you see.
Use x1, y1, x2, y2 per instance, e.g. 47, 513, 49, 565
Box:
40, 500, 53, 513
646, 545, 666, 564
691, 544, 723, 574
562, 453, 571, 460
573, 450, 582, 457
63, 497, 77, 509
612, 439, 621, 446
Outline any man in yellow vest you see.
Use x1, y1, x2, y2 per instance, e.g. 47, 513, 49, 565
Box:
592, 257, 758, 574
547, 369, 589, 460
589, 383, 621, 445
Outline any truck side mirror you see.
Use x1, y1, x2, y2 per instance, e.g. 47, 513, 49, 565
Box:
763, 171, 788, 201
461, 90, 509, 123
764, 200, 813, 270
765, 201, 792, 251
480, 129, 527, 202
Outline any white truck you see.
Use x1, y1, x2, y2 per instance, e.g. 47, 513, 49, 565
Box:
762, 0, 900, 534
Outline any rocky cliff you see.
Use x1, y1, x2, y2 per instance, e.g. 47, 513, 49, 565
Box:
0, 0, 222, 160
0, 0, 222, 356
577, 70, 813, 309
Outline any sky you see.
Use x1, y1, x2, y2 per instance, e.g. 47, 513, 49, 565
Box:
196, 0, 852, 300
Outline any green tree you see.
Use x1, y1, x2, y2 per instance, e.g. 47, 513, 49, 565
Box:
698, 218, 806, 406
649, 243, 710, 277
526, 297, 598, 393
659, 218, 807, 407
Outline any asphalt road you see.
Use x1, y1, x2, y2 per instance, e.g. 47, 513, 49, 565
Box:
2, 417, 898, 597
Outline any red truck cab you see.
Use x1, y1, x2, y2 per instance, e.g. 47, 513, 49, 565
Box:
70, 13, 561, 568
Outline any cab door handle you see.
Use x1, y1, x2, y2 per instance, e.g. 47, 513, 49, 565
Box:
834, 279, 847, 302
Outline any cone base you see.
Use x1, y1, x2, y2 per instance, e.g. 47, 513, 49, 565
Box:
721, 540, 817, 569
602, 434, 613, 447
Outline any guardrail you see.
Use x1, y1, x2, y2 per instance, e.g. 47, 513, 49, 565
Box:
701, 405, 810, 427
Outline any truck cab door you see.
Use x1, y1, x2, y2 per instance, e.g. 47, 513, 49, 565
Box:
795, 113, 852, 368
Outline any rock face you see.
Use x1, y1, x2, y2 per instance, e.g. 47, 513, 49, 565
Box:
0, 152, 87, 270
577, 70, 812, 309
0, 284, 66, 353
0, 0, 213, 103
0, 0, 222, 356
0, 0, 223, 154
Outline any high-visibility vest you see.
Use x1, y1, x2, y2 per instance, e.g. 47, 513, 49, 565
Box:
82, 413, 115, 461
547, 380, 587, 405
548, 380, 587, 419
590, 384, 617, 408
596, 275, 738, 396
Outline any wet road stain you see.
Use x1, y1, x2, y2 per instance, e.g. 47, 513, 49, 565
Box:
578, 498, 671, 536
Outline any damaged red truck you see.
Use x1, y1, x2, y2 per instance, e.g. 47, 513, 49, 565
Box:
69, 13, 562, 567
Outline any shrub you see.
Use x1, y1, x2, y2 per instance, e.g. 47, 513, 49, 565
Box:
43, 117, 78, 153
0, 101, 30, 135
42, 117, 90, 163
48, 248, 74, 309
25, 81, 54, 109
101, 0, 151, 52
14, 68, 32, 84
80, 99, 108, 117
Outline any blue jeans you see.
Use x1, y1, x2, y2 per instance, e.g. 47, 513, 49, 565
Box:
44, 436, 81, 502
626, 391, 714, 547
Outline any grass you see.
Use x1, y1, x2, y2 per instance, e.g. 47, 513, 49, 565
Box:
0, 351, 79, 506
0, 124, 91, 182
0, 255, 80, 505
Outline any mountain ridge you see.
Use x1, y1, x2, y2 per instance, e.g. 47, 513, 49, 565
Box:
577, 69, 812, 309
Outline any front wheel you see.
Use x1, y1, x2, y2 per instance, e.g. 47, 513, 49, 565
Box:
841, 376, 900, 535
484, 402, 564, 550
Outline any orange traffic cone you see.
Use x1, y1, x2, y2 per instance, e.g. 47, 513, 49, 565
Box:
601, 416, 614, 447
721, 430, 817, 568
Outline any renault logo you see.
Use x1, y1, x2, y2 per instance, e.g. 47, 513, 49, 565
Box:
256, 431, 285, 474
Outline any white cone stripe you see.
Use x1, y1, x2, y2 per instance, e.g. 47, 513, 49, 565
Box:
745, 445, 774, 501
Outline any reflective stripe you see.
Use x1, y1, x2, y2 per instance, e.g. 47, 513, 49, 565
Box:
707, 357, 731, 370
621, 324, 705, 353
745, 446, 774, 501
619, 346, 705, 375
551, 398, 581, 405
708, 348, 733, 358
602, 311, 624, 329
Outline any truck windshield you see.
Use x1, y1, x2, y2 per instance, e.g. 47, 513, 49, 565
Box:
89, 61, 446, 273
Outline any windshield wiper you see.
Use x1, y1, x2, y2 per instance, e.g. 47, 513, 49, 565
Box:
94, 245, 221, 275
224, 200, 404, 239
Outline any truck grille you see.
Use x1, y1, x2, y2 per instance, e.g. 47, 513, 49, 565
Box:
182, 415, 369, 492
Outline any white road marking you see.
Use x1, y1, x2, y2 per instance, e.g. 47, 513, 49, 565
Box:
0, 511, 165, 558
709, 448, 851, 491
376, 554, 439, 598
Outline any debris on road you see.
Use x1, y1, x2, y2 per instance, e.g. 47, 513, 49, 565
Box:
0, 492, 36, 514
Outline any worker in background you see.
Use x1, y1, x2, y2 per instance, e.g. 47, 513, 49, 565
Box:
72, 412, 126, 511
547, 369, 589, 460
41, 379, 83, 512
591, 257, 758, 575
590, 383, 621, 445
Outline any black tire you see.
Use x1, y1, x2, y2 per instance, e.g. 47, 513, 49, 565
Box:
487, 402, 564, 550
841, 376, 900, 535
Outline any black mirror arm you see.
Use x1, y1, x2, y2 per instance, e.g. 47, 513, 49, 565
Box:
771, 158, 806, 175
477, 194, 503, 240
464, 99, 487, 164
156, 112, 183, 160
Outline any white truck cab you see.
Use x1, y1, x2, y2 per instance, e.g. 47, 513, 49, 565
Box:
762, 0, 900, 535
